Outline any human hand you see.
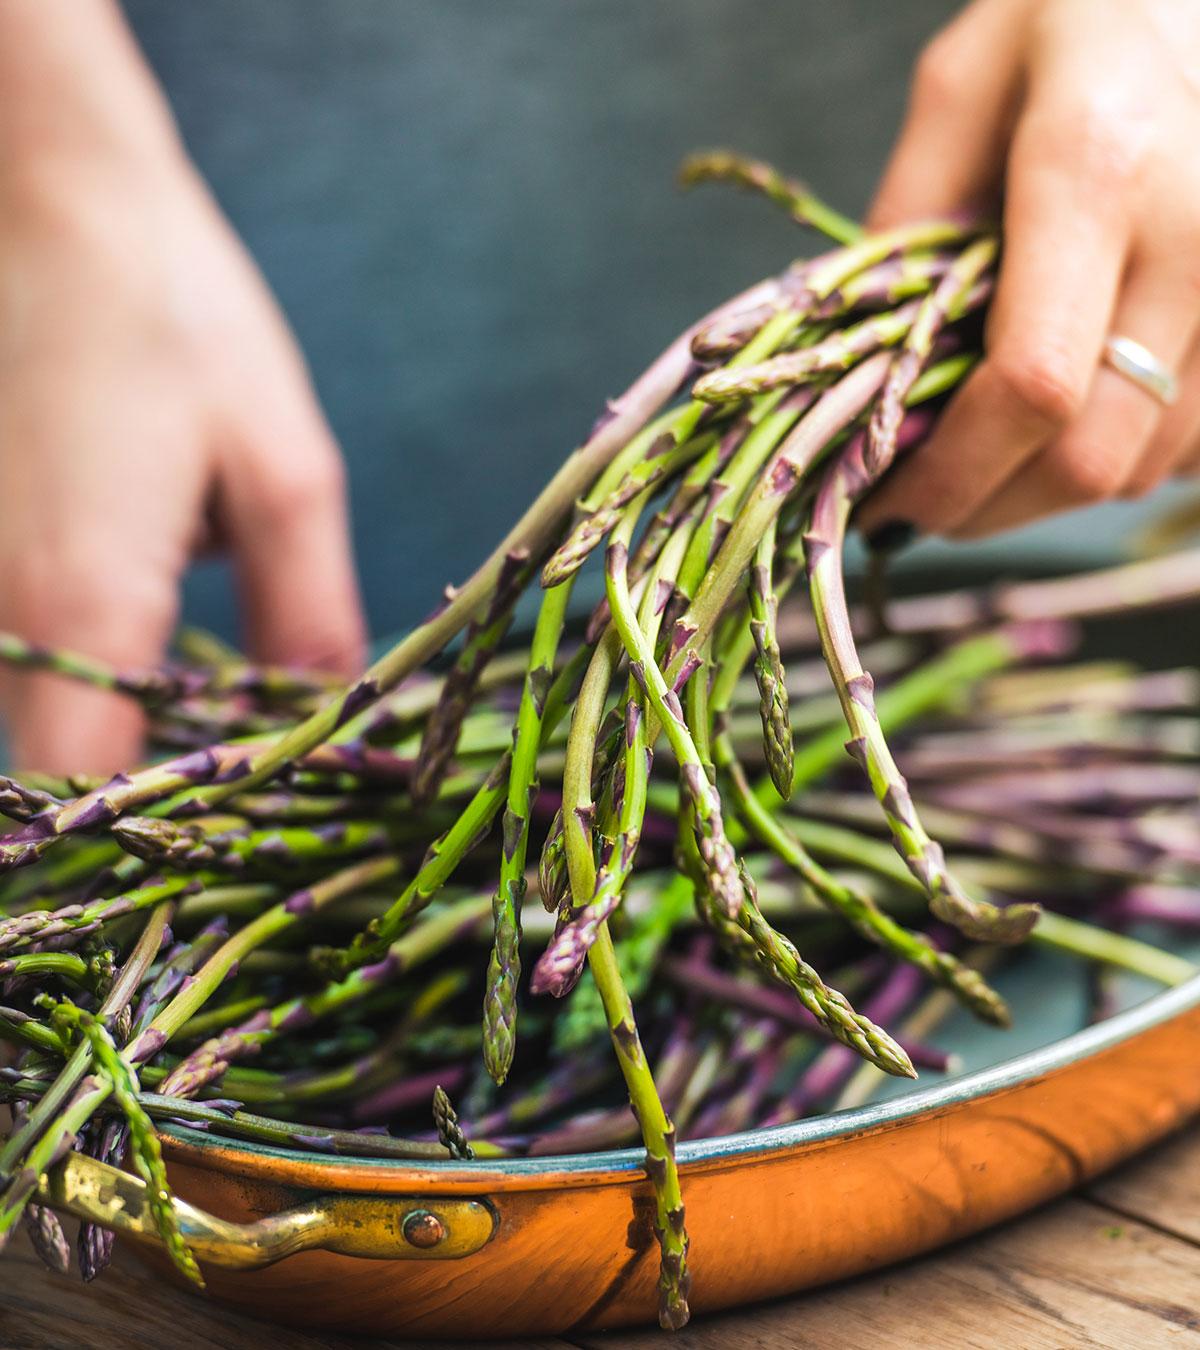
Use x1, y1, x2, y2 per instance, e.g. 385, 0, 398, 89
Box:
859, 0, 1200, 541
0, 3, 364, 773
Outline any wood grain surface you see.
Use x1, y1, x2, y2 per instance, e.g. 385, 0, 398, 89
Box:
2, 1125, 1198, 1350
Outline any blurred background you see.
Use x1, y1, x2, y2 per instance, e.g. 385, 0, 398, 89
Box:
123, 0, 1185, 642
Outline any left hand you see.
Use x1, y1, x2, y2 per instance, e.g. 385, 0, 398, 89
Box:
858, 0, 1200, 540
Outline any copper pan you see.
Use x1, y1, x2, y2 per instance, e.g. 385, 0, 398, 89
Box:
36, 972, 1200, 1338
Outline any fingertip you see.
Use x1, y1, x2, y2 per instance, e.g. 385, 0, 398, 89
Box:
854, 428, 963, 538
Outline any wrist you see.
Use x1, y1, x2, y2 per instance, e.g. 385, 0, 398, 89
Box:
0, 0, 185, 192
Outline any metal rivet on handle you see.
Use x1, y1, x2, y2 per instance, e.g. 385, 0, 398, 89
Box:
401, 1208, 446, 1249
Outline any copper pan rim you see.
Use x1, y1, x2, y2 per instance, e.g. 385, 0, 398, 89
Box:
161, 971, 1200, 1192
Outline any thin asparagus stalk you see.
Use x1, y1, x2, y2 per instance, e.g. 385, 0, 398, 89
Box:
771, 963, 927, 1122
693, 251, 958, 360
159, 893, 490, 1099
0, 903, 174, 1248
882, 548, 1200, 636
323, 641, 594, 978
0, 631, 177, 704
9, 1097, 71, 1277
587, 925, 691, 1330
776, 809, 1197, 982
693, 298, 931, 402
805, 444, 1042, 943
865, 237, 997, 476
661, 351, 895, 700
719, 752, 1008, 1023
553, 874, 694, 1052
413, 548, 532, 805
797, 789, 1174, 882
0, 777, 63, 825
532, 501, 696, 995
483, 578, 574, 1083
113, 817, 393, 873
47, 1001, 203, 1286
0, 877, 198, 955
678, 148, 862, 245
537, 807, 569, 913
540, 431, 713, 588
748, 518, 794, 798
605, 525, 742, 918
432, 1084, 475, 1160
23, 1198, 71, 1275
606, 515, 912, 1073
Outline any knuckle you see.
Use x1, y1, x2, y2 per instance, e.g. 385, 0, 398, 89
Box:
1117, 471, 1159, 501
911, 34, 967, 112
4, 552, 174, 650
1047, 440, 1126, 505
1041, 96, 1151, 189
990, 344, 1088, 427
258, 451, 346, 524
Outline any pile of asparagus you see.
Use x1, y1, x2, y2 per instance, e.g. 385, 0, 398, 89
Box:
1, 154, 1199, 1331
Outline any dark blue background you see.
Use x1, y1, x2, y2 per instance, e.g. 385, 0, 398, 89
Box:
121, 3, 1004, 641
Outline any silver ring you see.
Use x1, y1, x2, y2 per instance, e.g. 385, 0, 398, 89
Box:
1103, 335, 1179, 406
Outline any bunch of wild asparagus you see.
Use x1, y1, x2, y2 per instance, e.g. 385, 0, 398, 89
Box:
1, 154, 1199, 1331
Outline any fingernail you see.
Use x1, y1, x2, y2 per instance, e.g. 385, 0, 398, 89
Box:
864, 520, 918, 555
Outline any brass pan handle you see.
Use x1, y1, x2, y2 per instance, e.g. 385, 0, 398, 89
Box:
36, 1149, 497, 1268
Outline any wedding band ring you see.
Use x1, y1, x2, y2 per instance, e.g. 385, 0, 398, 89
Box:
1103, 335, 1179, 406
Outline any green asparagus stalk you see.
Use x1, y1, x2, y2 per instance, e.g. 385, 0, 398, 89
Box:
748, 518, 794, 798
483, 578, 574, 1083
0, 903, 174, 1248
0, 877, 198, 954
804, 429, 1040, 943
605, 500, 913, 1074
678, 149, 862, 245
605, 526, 743, 918
432, 1084, 475, 1160
587, 925, 691, 1330
48, 1001, 203, 1286
413, 548, 532, 805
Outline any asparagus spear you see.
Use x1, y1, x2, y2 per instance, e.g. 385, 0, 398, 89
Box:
606, 504, 913, 1075
47, 1000, 203, 1286
413, 548, 532, 805
482, 579, 574, 1083
678, 148, 862, 245
748, 518, 794, 798
432, 1084, 475, 1160
804, 433, 1041, 944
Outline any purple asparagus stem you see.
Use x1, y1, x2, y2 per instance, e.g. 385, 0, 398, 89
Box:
804, 424, 1039, 945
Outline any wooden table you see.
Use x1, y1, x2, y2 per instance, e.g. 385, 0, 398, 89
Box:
3, 1126, 1199, 1349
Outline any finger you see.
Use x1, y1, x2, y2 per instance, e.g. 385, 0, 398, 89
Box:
867, 0, 1027, 227
0, 532, 177, 776
1116, 271, 1200, 497
0, 373, 193, 775
218, 386, 366, 678
858, 63, 1136, 538
4, 640, 152, 777
1128, 336, 1200, 484
954, 243, 1200, 536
